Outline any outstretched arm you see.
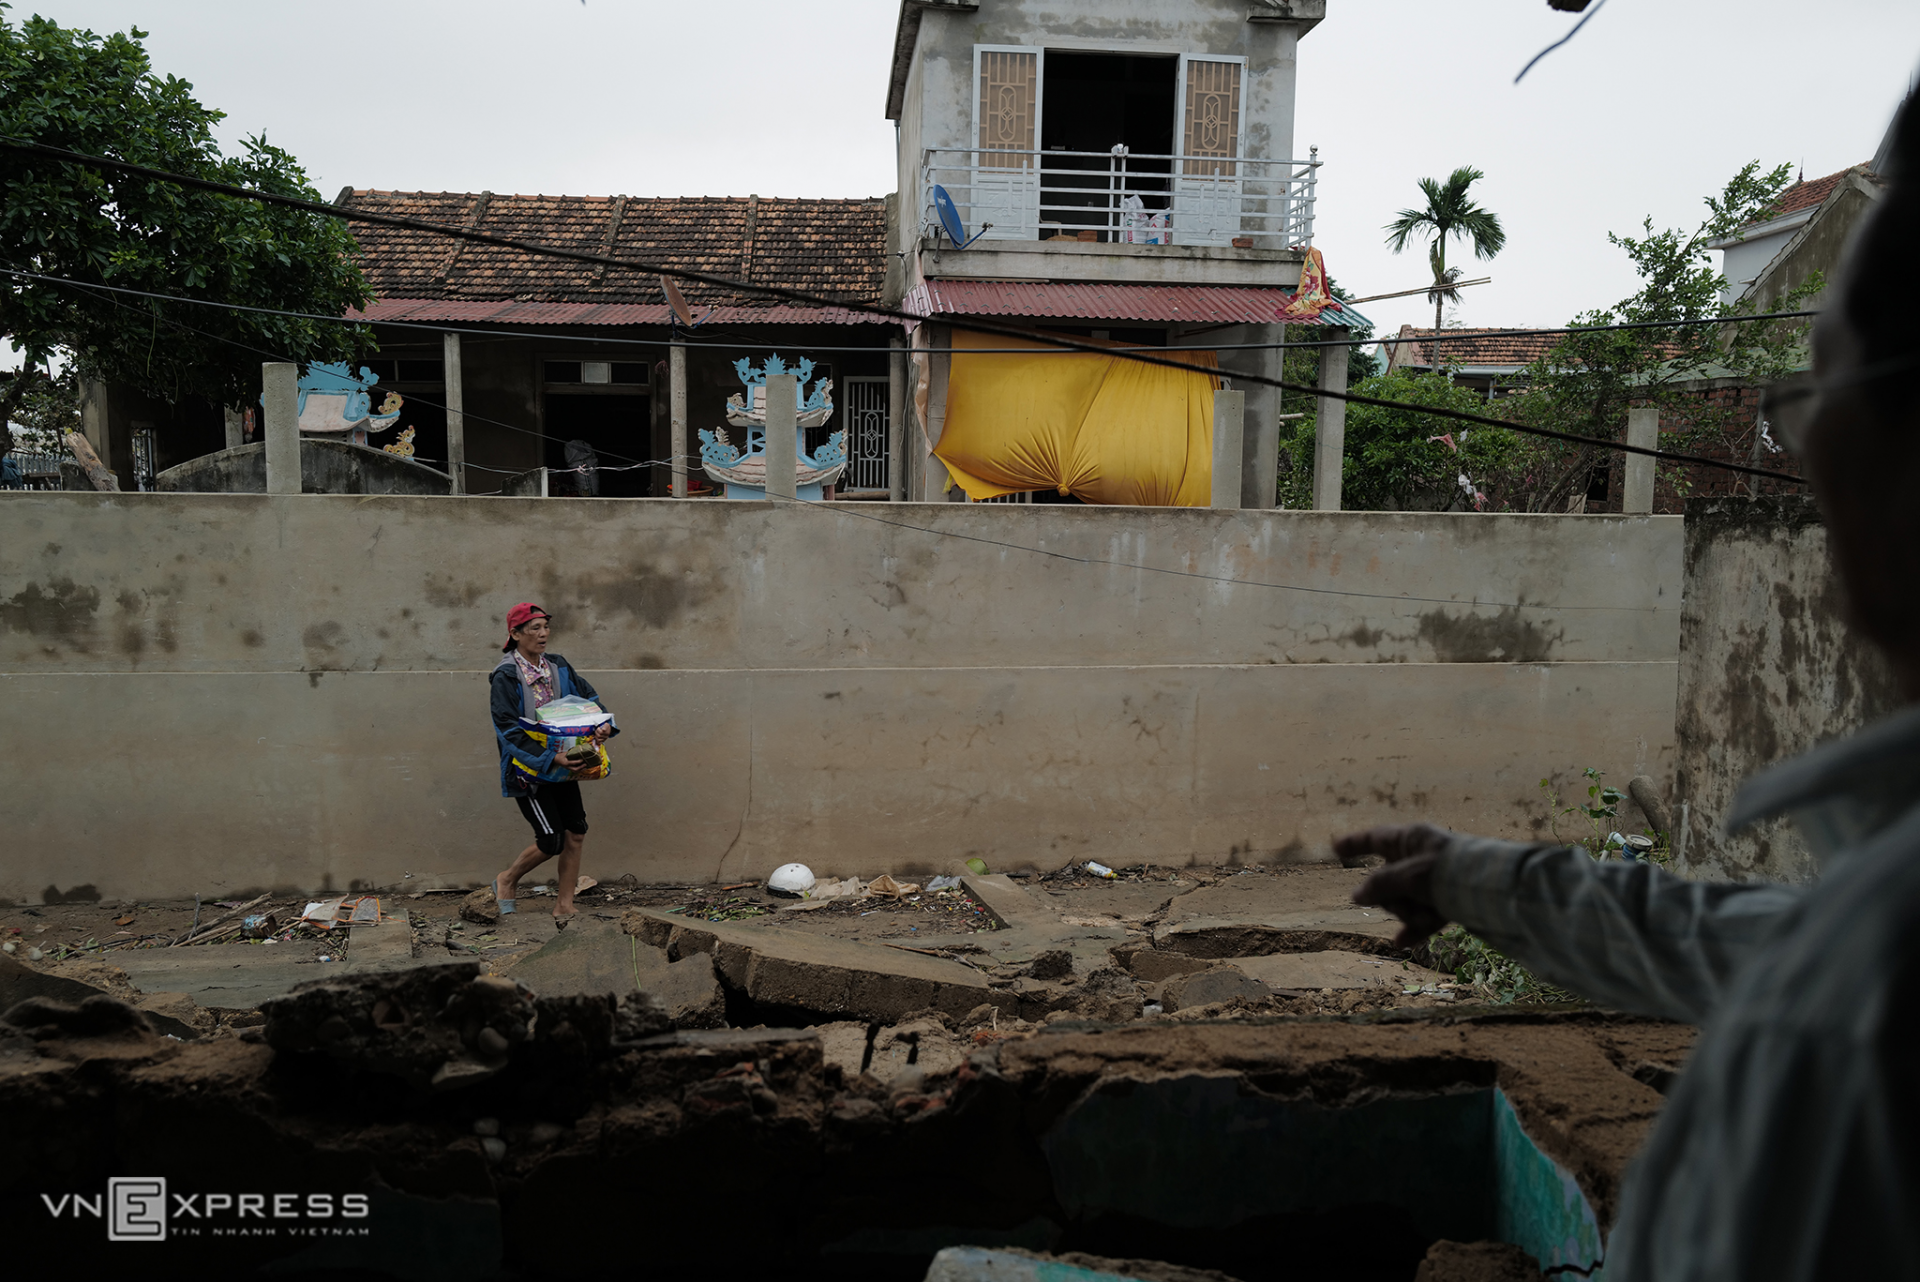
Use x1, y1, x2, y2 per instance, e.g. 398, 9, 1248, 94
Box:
1339, 824, 1803, 1024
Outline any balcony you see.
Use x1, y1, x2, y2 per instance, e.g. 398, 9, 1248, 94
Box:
920, 146, 1317, 288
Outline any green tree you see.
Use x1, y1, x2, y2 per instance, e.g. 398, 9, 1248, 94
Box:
1384, 166, 1507, 362
1505, 161, 1814, 512
1279, 370, 1522, 511
0, 10, 374, 457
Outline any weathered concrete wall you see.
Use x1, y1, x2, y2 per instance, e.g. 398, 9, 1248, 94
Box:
155, 440, 453, 496
1, 493, 1680, 901
1674, 495, 1902, 883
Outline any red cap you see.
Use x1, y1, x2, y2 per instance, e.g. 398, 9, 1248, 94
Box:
503, 603, 551, 651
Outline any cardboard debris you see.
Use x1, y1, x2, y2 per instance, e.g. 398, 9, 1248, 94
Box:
300, 895, 385, 929
865, 875, 921, 899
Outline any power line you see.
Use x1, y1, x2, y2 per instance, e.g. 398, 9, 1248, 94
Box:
0, 137, 1808, 485
1, 266, 1816, 357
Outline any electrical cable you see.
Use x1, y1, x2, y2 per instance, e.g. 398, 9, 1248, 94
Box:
0, 137, 1808, 484
63, 273, 1687, 614
12, 266, 1808, 487
0, 266, 1817, 357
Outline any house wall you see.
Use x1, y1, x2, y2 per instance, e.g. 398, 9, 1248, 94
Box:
1673, 495, 1902, 884
1747, 178, 1881, 316
2, 492, 1679, 903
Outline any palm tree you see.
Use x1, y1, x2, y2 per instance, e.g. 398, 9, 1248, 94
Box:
1385, 167, 1506, 371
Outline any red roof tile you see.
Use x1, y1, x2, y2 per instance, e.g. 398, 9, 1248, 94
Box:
1383, 326, 1559, 368
339, 190, 891, 317
907, 280, 1369, 328
1772, 167, 1854, 218
353, 299, 878, 326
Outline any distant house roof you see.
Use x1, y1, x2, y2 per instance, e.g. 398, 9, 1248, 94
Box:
1772, 166, 1857, 218
338, 190, 892, 325
1382, 325, 1559, 371
907, 280, 1374, 329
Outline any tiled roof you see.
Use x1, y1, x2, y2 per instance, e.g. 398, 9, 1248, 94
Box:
1772, 167, 1854, 218
1383, 325, 1560, 368
907, 280, 1374, 329
338, 191, 891, 318
352, 300, 878, 326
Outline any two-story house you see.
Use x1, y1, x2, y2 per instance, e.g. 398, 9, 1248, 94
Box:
885, 0, 1358, 508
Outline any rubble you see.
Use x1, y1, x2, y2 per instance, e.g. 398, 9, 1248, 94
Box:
0, 981, 1685, 1278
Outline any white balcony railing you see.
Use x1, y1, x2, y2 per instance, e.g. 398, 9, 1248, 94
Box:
921, 146, 1319, 251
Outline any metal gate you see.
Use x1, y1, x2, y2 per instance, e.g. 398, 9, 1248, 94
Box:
843, 377, 890, 492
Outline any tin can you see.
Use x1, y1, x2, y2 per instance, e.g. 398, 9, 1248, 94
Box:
242, 913, 277, 939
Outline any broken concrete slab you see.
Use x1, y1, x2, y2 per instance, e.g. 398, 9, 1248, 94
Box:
500, 918, 666, 1001
1119, 950, 1216, 984
961, 874, 1058, 932
655, 951, 727, 1029
1152, 869, 1404, 958
926, 1245, 1245, 1282
1153, 868, 1399, 955
626, 908, 1012, 1022
1233, 950, 1449, 993
1159, 966, 1271, 1012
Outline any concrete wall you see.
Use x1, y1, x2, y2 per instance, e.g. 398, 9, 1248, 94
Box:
1673, 495, 1902, 883
155, 440, 453, 496
1, 493, 1680, 902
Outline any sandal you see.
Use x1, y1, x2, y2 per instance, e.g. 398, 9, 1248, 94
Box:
553, 910, 578, 931
494, 879, 516, 917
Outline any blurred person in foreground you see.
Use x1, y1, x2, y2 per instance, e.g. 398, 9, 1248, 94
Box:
1340, 91, 1920, 1281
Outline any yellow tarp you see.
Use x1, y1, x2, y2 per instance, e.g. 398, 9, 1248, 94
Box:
933, 330, 1220, 506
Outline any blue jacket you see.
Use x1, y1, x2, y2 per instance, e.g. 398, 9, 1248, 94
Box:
489, 651, 617, 797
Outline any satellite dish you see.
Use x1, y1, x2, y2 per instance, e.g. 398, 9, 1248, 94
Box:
661, 276, 714, 330
932, 185, 967, 247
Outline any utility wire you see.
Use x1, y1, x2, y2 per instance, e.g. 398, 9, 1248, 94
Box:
61, 268, 1676, 615
0, 137, 1808, 484
0, 265, 1817, 357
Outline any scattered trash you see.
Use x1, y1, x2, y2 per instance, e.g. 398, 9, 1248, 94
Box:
1084, 861, 1117, 879
808, 876, 866, 900
865, 875, 922, 899
27, 947, 42, 962
242, 914, 278, 939
768, 863, 817, 897
114, 914, 136, 926
964, 858, 989, 876
300, 896, 384, 929
1620, 834, 1656, 861
480, 1137, 507, 1163
925, 875, 961, 892
575, 875, 598, 894
1, 942, 13, 954
473, 1117, 500, 1137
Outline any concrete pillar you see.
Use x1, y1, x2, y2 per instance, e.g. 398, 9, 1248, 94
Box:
1312, 328, 1350, 512
262, 362, 300, 495
442, 331, 465, 495
1623, 406, 1658, 515
763, 373, 797, 501
223, 406, 244, 451
1211, 389, 1245, 510
887, 336, 907, 503
670, 341, 689, 498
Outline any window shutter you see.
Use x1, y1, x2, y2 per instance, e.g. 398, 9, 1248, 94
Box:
1182, 60, 1242, 176
978, 50, 1038, 170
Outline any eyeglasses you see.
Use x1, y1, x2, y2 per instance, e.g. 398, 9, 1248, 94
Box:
1760, 355, 1920, 454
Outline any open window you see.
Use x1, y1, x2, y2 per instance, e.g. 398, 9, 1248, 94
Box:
1038, 52, 1176, 241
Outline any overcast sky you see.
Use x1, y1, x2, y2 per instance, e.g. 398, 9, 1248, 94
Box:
21, 0, 1920, 342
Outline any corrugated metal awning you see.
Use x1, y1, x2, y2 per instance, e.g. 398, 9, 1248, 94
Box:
906, 280, 1372, 329
350, 299, 888, 327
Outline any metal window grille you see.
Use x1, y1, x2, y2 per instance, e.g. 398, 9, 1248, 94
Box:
131, 425, 157, 492
1182, 61, 1242, 177
978, 50, 1037, 169
842, 377, 890, 492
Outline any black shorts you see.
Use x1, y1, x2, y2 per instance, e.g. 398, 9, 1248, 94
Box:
516, 782, 588, 856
